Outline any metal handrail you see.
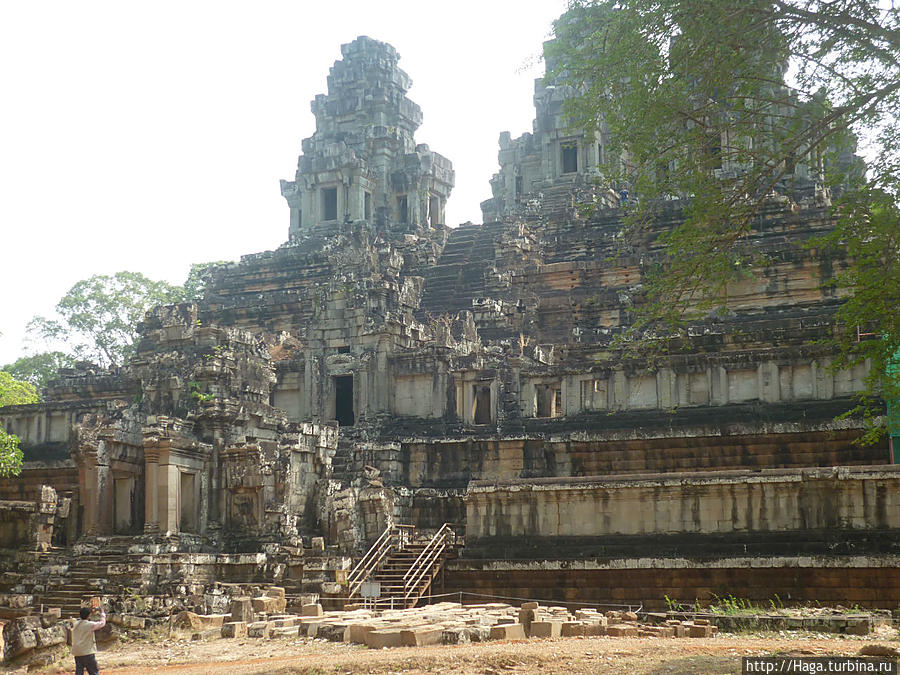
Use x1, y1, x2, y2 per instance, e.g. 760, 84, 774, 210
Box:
347, 524, 417, 599
403, 523, 453, 604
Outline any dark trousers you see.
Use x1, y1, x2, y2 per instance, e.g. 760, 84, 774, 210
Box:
74, 653, 99, 675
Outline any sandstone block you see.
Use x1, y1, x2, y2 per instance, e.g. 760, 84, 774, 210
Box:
607, 624, 638, 637
272, 617, 296, 628
34, 625, 66, 648
301, 603, 323, 617
561, 621, 585, 637
248, 621, 273, 638
221, 621, 247, 638
317, 622, 348, 642
270, 626, 300, 638
401, 626, 444, 646
302, 619, 326, 637
584, 623, 607, 636
266, 586, 286, 600
123, 615, 147, 629
366, 628, 404, 649
845, 618, 872, 635
442, 625, 490, 644
252, 596, 285, 614
529, 621, 562, 638
172, 611, 226, 630
347, 623, 375, 644
623, 611, 639, 622
518, 607, 538, 634
9, 628, 36, 658
40, 609, 61, 627
229, 597, 254, 623
688, 624, 714, 638
520, 601, 539, 611
297, 593, 319, 606
489, 623, 526, 641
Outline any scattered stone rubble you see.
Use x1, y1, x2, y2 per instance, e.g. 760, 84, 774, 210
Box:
186, 599, 721, 648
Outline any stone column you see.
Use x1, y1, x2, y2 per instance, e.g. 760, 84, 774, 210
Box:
95, 440, 113, 535
143, 450, 159, 533
80, 453, 99, 536
159, 461, 179, 533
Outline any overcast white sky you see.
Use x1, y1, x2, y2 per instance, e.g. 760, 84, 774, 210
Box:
0, 0, 568, 365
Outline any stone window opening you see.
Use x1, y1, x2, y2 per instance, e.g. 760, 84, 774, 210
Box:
561, 142, 578, 174
322, 187, 338, 221
472, 384, 492, 425
334, 375, 355, 426
515, 175, 523, 200
397, 195, 408, 224
336, 345, 350, 354
428, 195, 442, 226
535, 383, 563, 418
364, 192, 372, 220
581, 378, 608, 411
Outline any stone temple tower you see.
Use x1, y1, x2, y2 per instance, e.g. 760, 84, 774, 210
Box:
280, 36, 454, 240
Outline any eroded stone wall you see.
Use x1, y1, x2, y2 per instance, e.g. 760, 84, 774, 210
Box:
466, 466, 900, 542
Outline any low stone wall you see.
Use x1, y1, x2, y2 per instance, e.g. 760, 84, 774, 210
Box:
0, 487, 59, 551
444, 555, 900, 610
466, 465, 900, 541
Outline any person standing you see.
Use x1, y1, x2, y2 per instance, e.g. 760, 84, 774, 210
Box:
72, 599, 106, 675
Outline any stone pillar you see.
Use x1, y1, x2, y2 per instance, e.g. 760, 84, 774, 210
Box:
144, 450, 159, 533
95, 440, 113, 536
81, 452, 99, 536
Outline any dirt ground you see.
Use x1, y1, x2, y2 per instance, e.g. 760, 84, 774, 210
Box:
12, 624, 898, 675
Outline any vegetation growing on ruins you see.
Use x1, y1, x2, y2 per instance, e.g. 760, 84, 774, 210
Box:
26, 271, 185, 368
2, 351, 75, 389
550, 0, 900, 437
0, 371, 38, 476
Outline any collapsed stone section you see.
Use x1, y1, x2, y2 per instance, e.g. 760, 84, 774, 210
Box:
281, 36, 454, 240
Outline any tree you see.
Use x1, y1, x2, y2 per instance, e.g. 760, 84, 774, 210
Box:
27, 272, 185, 368
182, 261, 229, 301
0, 371, 39, 477
2, 351, 75, 390
549, 0, 900, 434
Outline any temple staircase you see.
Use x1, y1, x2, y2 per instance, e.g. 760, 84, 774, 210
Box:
346, 523, 458, 610
34, 538, 134, 615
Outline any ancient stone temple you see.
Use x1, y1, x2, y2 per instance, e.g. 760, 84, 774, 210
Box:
1, 33, 898, 623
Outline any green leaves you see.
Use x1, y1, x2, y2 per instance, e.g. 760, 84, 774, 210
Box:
0, 428, 24, 478
2, 352, 75, 389
27, 271, 184, 368
0, 371, 39, 407
551, 0, 900, 435
0, 371, 37, 477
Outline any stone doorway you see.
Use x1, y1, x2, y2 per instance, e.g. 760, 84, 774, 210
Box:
179, 472, 197, 533
113, 476, 133, 534
334, 375, 355, 426
473, 385, 492, 425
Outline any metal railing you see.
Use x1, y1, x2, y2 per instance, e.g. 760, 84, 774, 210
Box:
346, 523, 414, 599
402, 523, 455, 606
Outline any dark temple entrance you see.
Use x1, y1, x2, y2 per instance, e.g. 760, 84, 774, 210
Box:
335, 375, 355, 426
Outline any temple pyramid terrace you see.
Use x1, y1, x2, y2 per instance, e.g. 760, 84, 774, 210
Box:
1, 34, 897, 665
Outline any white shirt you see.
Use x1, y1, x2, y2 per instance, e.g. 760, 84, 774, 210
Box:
72, 609, 106, 657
